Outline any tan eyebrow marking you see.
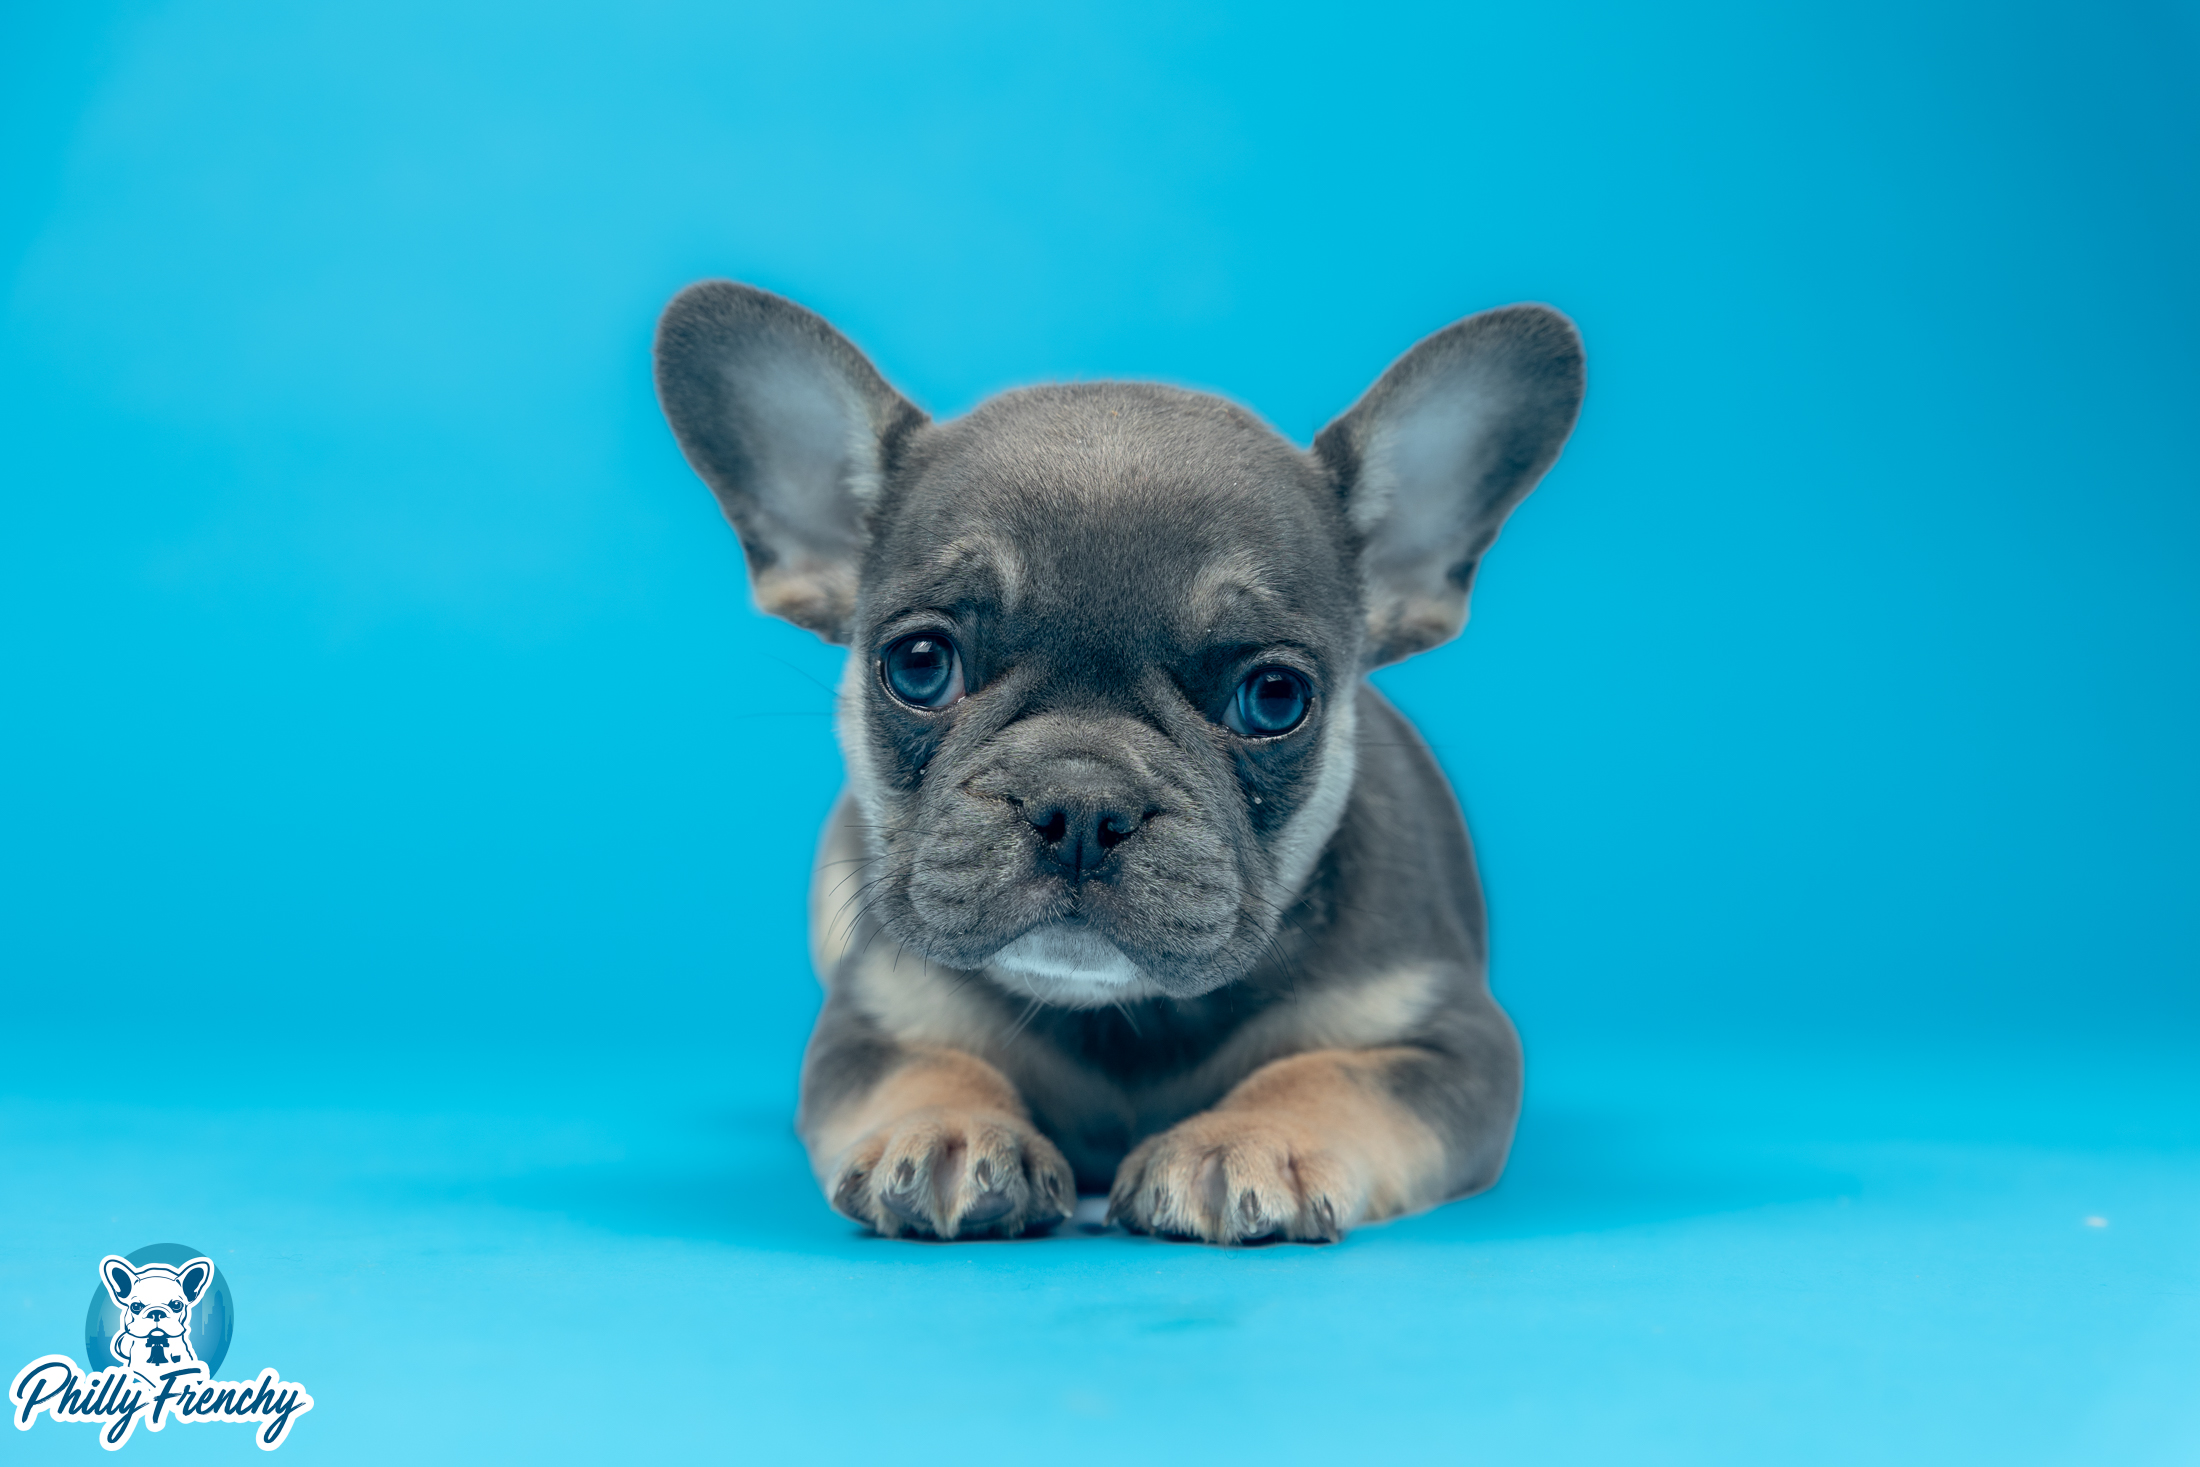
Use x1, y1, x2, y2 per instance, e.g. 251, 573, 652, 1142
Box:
926, 535, 1026, 611
1185, 546, 1282, 634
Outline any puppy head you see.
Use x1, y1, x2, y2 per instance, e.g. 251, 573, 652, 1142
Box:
102, 1256, 211, 1341
656, 285, 1582, 1006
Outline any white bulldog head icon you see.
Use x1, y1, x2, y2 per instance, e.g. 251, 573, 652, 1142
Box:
100, 1255, 213, 1384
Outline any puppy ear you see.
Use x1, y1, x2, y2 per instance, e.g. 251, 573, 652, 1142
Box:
176, 1259, 214, 1304
1316, 305, 1585, 667
101, 1257, 136, 1306
654, 281, 927, 643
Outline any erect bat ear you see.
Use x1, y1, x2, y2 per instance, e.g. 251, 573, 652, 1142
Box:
101, 1256, 137, 1306
653, 281, 927, 644
176, 1259, 214, 1304
1316, 304, 1585, 667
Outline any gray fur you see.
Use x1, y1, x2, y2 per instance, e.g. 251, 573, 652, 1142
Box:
654, 281, 1585, 1242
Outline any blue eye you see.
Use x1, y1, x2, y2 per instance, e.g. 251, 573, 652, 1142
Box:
1230, 667, 1311, 736
881, 634, 965, 709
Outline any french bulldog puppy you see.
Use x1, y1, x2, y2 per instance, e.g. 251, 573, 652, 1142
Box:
654, 282, 1583, 1244
101, 1255, 212, 1384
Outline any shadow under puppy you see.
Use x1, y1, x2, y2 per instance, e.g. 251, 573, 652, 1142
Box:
654, 283, 1584, 1244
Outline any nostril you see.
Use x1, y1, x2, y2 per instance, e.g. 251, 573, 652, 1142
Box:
1028, 801, 1147, 875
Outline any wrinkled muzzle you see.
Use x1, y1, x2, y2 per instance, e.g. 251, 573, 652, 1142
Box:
887, 712, 1256, 990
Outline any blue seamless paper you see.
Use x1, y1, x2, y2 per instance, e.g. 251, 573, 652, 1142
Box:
2, 1, 2195, 1461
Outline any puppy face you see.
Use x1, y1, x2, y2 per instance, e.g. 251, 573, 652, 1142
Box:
102, 1257, 211, 1344
654, 285, 1583, 1007
843, 387, 1362, 1004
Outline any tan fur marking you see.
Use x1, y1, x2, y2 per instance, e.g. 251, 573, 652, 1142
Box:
928, 534, 1026, 610
1363, 592, 1466, 668
1138, 963, 1442, 1121
809, 1045, 1028, 1164
1266, 963, 1443, 1050
809, 1046, 1074, 1241
1216, 1050, 1446, 1218
1185, 546, 1279, 626
1109, 1048, 1447, 1243
753, 561, 857, 641
843, 945, 1006, 1052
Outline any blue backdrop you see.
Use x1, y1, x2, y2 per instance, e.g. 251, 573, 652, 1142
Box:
4, 1, 2196, 1462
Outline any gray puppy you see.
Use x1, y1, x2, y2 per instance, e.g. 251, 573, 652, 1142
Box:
654, 282, 1584, 1244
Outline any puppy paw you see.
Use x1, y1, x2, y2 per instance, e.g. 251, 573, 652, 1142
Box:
828, 1108, 1074, 1240
1107, 1112, 1357, 1244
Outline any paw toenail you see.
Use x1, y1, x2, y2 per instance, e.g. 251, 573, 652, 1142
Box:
1310, 1196, 1339, 1239
893, 1159, 916, 1188
832, 1169, 868, 1211
880, 1187, 931, 1226
972, 1157, 995, 1190
961, 1191, 1015, 1226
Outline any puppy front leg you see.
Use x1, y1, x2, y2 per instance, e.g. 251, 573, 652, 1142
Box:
1109, 1044, 1513, 1244
800, 1010, 1074, 1240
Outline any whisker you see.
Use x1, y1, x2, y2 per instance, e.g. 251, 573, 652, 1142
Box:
823, 866, 886, 906
760, 649, 841, 701
833, 873, 899, 935
1001, 990, 1046, 1046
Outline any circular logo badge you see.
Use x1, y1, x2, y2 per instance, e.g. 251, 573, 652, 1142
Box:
83, 1242, 233, 1374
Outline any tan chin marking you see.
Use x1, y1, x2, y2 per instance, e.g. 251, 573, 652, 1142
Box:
1107, 1047, 1447, 1244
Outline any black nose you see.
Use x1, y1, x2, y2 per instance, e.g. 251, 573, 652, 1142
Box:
147, 1310, 165, 1322
1030, 800, 1146, 878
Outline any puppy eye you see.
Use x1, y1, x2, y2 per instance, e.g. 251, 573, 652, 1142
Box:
881, 634, 965, 710
130, 1303, 144, 1314
1227, 667, 1312, 737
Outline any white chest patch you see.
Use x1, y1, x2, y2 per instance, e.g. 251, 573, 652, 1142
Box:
985, 924, 1163, 1008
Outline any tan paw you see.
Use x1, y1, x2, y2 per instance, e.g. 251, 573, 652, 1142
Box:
828, 1107, 1074, 1239
1107, 1112, 1357, 1244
